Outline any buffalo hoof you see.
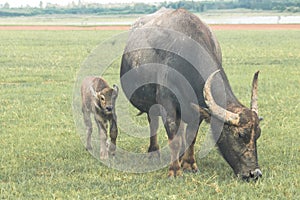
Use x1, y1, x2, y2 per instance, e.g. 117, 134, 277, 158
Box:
100, 150, 109, 160
148, 151, 161, 162
86, 146, 92, 151
148, 145, 160, 161
168, 169, 183, 178
148, 144, 160, 153
108, 142, 116, 155
148, 152, 160, 159
182, 161, 199, 173
108, 150, 116, 157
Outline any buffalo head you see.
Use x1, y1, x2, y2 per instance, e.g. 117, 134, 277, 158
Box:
193, 71, 262, 181
90, 84, 119, 115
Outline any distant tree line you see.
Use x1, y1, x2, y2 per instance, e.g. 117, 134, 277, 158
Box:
0, 0, 299, 17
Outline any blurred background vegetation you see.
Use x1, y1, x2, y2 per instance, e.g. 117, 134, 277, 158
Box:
0, 0, 299, 17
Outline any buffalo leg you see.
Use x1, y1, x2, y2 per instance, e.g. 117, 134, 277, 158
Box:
95, 118, 109, 160
109, 118, 118, 156
181, 120, 202, 172
147, 114, 160, 154
83, 108, 93, 151
178, 122, 186, 162
162, 111, 183, 177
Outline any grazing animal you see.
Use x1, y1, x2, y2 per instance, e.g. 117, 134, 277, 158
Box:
81, 76, 119, 159
120, 8, 262, 180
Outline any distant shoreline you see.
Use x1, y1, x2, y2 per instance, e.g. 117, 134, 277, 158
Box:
1, 24, 299, 31
0, 13, 299, 27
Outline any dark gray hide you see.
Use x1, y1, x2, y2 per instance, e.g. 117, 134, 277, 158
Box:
120, 8, 262, 180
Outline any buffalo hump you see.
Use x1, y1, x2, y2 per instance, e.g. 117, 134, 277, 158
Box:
131, 8, 222, 66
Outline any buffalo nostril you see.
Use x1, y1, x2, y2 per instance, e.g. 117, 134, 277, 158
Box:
255, 169, 262, 177
106, 106, 113, 112
250, 169, 262, 180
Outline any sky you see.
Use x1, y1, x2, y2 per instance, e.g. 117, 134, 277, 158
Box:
0, 0, 181, 8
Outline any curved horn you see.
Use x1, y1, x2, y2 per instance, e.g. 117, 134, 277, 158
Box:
251, 71, 259, 114
203, 70, 240, 125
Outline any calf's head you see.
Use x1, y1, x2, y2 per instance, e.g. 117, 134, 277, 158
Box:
193, 71, 262, 181
90, 85, 119, 115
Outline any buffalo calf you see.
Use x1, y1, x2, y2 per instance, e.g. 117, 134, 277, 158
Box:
81, 76, 119, 159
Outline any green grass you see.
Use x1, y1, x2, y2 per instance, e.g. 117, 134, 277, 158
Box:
0, 29, 299, 199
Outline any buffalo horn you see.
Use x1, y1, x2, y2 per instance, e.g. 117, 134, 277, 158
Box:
251, 71, 259, 115
203, 70, 240, 125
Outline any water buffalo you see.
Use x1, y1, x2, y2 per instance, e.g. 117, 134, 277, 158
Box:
120, 8, 262, 180
81, 76, 119, 159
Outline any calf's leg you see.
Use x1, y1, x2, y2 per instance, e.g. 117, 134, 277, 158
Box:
82, 109, 93, 150
109, 119, 118, 156
95, 118, 109, 160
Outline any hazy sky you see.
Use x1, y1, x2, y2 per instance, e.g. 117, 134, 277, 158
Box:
0, 0, 179, 7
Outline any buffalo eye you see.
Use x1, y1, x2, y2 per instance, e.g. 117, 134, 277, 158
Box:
100, 95, 105, 102
238, 132, 245, 138
237, 129, 250, 139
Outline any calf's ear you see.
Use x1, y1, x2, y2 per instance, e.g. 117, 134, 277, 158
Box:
113, 84, 119, 95
89, 86, 98, 99
191, 103, 211, 123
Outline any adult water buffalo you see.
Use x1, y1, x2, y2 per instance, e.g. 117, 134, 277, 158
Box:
120, 8, 262, 180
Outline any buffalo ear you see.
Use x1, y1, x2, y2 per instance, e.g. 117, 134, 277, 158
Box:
89, 86, 98, 99
191, 103, 211, 123
113, 84, 119, 96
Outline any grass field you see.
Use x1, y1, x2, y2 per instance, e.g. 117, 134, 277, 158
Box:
0, 29, 299, 199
